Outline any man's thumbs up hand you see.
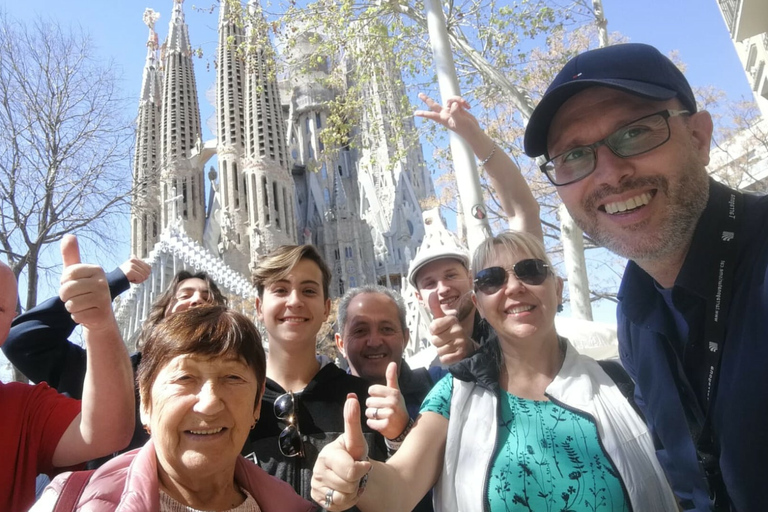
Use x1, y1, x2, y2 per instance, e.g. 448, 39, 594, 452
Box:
427, 290, 478, 366
59, 235, 114, 332
366, 361, 410, 440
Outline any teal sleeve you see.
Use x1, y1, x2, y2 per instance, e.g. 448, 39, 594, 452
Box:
419, 373, 453, 419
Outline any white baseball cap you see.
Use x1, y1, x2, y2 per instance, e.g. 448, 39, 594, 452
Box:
407, 245, 470, 289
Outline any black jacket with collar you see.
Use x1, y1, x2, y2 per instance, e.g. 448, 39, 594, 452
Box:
244, 363, 387, 509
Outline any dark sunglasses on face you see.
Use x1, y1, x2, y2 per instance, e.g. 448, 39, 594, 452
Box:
474, 259, 551, 295
274, 391, 304, 458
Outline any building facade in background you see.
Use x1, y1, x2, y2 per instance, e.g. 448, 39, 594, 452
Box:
713, 0, 768, 192
122, 0, 434, 347
718, 0, 768, 117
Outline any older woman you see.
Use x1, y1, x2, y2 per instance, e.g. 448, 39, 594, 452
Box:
34, 306, 316, 512
310, 231, 677, 512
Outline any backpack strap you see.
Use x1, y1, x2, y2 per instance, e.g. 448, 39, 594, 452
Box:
597, 359, 645, 422
52, 470, 95, 512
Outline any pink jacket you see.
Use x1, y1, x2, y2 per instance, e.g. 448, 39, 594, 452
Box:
38, 440, 317, 511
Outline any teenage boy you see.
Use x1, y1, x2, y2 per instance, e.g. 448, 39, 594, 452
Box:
247, 245, 386, 505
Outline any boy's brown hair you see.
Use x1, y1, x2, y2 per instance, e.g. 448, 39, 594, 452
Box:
252, 245, 332, 300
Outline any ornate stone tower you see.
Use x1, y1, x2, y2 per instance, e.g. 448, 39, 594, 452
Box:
241, 0, 296, 262
157, 0, 205, 241
354, 28, 433, 288
128, 0, 432, 298
130, 9, 163, 259
216, 0, 296, 274
280, 27, 375, 296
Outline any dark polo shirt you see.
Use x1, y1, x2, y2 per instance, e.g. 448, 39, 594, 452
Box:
617, 179, 768, 511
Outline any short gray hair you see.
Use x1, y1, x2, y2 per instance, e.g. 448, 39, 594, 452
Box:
337, 285, 408, 335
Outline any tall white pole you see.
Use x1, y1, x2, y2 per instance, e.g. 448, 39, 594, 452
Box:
423, 0, 491, 253
557, 0, 609, 320
560, 204, 593, 320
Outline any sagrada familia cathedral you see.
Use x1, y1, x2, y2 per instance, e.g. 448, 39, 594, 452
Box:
116, 0, 445, 357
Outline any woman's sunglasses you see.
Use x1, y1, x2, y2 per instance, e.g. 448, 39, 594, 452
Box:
474, 259, 551, 295
274, 391, 304, 458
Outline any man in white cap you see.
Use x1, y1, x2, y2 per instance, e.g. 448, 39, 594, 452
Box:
407, 243, 489, 365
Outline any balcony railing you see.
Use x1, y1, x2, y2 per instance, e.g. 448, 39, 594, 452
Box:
719, 0, 740, 35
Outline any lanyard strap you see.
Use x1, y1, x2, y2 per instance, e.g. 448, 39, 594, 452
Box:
702, 190, 741, 408
691, 188, 742, 510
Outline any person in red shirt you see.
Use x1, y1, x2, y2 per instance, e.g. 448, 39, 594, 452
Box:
0, 235, 135, 511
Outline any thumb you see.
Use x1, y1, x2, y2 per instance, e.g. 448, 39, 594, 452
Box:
343, 393, 368, 461
428, 290, 446, 319
61, 235, 81, 268
385, 361, 400, 390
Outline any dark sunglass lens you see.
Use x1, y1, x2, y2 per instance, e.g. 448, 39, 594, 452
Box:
278, 425, 304, 457
274, 393, 294, 419
475, 267, 507, 294
514, 259, 548, 285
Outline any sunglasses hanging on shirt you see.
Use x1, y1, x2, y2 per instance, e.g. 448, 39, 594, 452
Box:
274, 391, 305, 458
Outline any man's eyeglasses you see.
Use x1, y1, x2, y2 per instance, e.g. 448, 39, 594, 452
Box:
541, 109, 690, 186
274, 391, 304, 458
474, 259, 551, 295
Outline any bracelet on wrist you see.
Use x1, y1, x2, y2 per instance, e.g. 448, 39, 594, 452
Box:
357, 457, 371, 496
479, 143, 496, 166
387, 417, 414, 444
357, 470, 370, 496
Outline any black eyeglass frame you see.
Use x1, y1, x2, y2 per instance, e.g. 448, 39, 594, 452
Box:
474, 258, 552, 295
274, 391, 305, 458
540, 109, 690, 186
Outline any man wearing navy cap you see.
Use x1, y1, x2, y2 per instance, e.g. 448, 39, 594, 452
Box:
523, 43, 768, 511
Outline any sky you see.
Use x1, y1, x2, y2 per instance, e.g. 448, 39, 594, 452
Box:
0, 0, 757, 377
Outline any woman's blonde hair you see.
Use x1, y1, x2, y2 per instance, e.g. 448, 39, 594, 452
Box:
471, 230, 553, 275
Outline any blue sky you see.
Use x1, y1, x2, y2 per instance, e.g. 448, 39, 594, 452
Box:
0, 0, 757, 376
2, 0, 752, 257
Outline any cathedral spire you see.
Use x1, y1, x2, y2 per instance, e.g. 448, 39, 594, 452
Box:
214, 0, 250, 271
157, 0, 205, 241
130, 9, 164, 259
159, 0, 202, 162
217, 0, 245, 150
166, 0, 192, 56
139, 9, 161, 105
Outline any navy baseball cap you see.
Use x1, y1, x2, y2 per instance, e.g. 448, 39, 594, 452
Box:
523, 43, 697, 158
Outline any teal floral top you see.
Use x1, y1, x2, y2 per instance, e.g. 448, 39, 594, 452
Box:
420, 375, 629, 512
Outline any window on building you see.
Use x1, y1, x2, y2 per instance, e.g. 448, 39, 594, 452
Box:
233, 163, 240, 209
262, 176, 270, 223
273, 180, 280, 229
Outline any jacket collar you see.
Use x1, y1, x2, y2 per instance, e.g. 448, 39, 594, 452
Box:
449, 332, 502, 392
